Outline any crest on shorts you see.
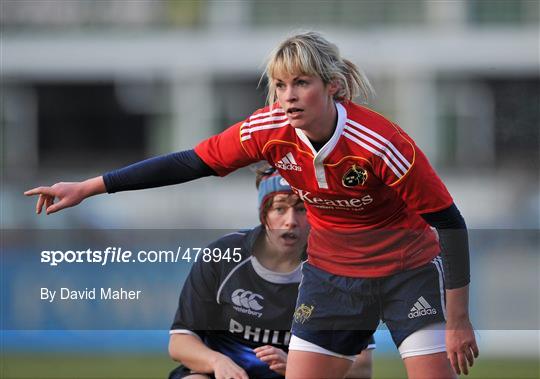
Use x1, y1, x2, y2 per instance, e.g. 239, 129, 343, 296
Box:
342, 164, 368, 187
293, 304, 314, 324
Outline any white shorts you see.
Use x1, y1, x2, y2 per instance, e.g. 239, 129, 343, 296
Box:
398, 322, 447, 359
288, 335, 376, 362
289, 323, 445, 361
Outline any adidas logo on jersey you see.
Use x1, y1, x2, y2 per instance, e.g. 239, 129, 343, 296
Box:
275, 152, 302, 171
408, 296, 437, 319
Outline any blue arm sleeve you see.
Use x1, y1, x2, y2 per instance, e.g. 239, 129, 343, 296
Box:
421, 203, 470, 289
102, 149, 217, 193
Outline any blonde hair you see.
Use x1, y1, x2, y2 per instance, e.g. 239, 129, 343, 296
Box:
264, 32, 374, 107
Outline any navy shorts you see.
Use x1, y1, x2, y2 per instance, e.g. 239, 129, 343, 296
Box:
292, 257, 446, 356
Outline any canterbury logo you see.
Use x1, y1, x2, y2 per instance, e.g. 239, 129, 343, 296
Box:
275, 152, 302, 171
408, 296, 437, 319
231, 289, 264, 311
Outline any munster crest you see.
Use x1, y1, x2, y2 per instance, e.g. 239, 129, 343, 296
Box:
293, 304, 314, 324
342, 164, 368, 187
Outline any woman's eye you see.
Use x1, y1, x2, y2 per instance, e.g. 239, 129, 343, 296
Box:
276, 82, 285, 89
297, 80, 308, 86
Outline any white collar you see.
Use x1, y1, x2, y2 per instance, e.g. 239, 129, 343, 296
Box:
250, 256, 302, 284
294, 102, 346, 156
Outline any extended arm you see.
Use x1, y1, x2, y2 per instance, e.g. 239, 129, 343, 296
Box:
103, 149, 216, 193
24, 149, 215, 214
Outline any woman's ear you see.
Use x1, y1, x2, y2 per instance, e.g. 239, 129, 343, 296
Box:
260, 214, 267, 228
327, 80, 339, 97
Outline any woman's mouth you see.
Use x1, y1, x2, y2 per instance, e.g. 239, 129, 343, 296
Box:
281, 232, 299, 243
287, 108, 304, 118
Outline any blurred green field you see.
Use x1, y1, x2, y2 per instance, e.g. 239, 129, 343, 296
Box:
1, 354, 538, 378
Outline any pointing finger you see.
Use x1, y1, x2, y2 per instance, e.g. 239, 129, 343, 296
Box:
25, 186, 54, 196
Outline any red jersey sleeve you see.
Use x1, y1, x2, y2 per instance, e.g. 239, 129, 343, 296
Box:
373, 126, 453, 213
194, 120, 264, 176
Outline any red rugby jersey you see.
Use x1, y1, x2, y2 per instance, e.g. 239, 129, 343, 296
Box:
195, 101, 453, 277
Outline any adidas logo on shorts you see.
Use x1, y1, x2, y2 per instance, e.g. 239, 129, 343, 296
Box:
408, 296, 437, 319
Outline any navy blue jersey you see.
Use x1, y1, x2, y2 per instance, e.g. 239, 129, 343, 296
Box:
170, 226, 302, 378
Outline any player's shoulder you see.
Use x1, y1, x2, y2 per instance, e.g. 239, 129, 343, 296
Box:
344, 101, 407, 140
246, 103, 285, 120
240, 104, 290, 143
